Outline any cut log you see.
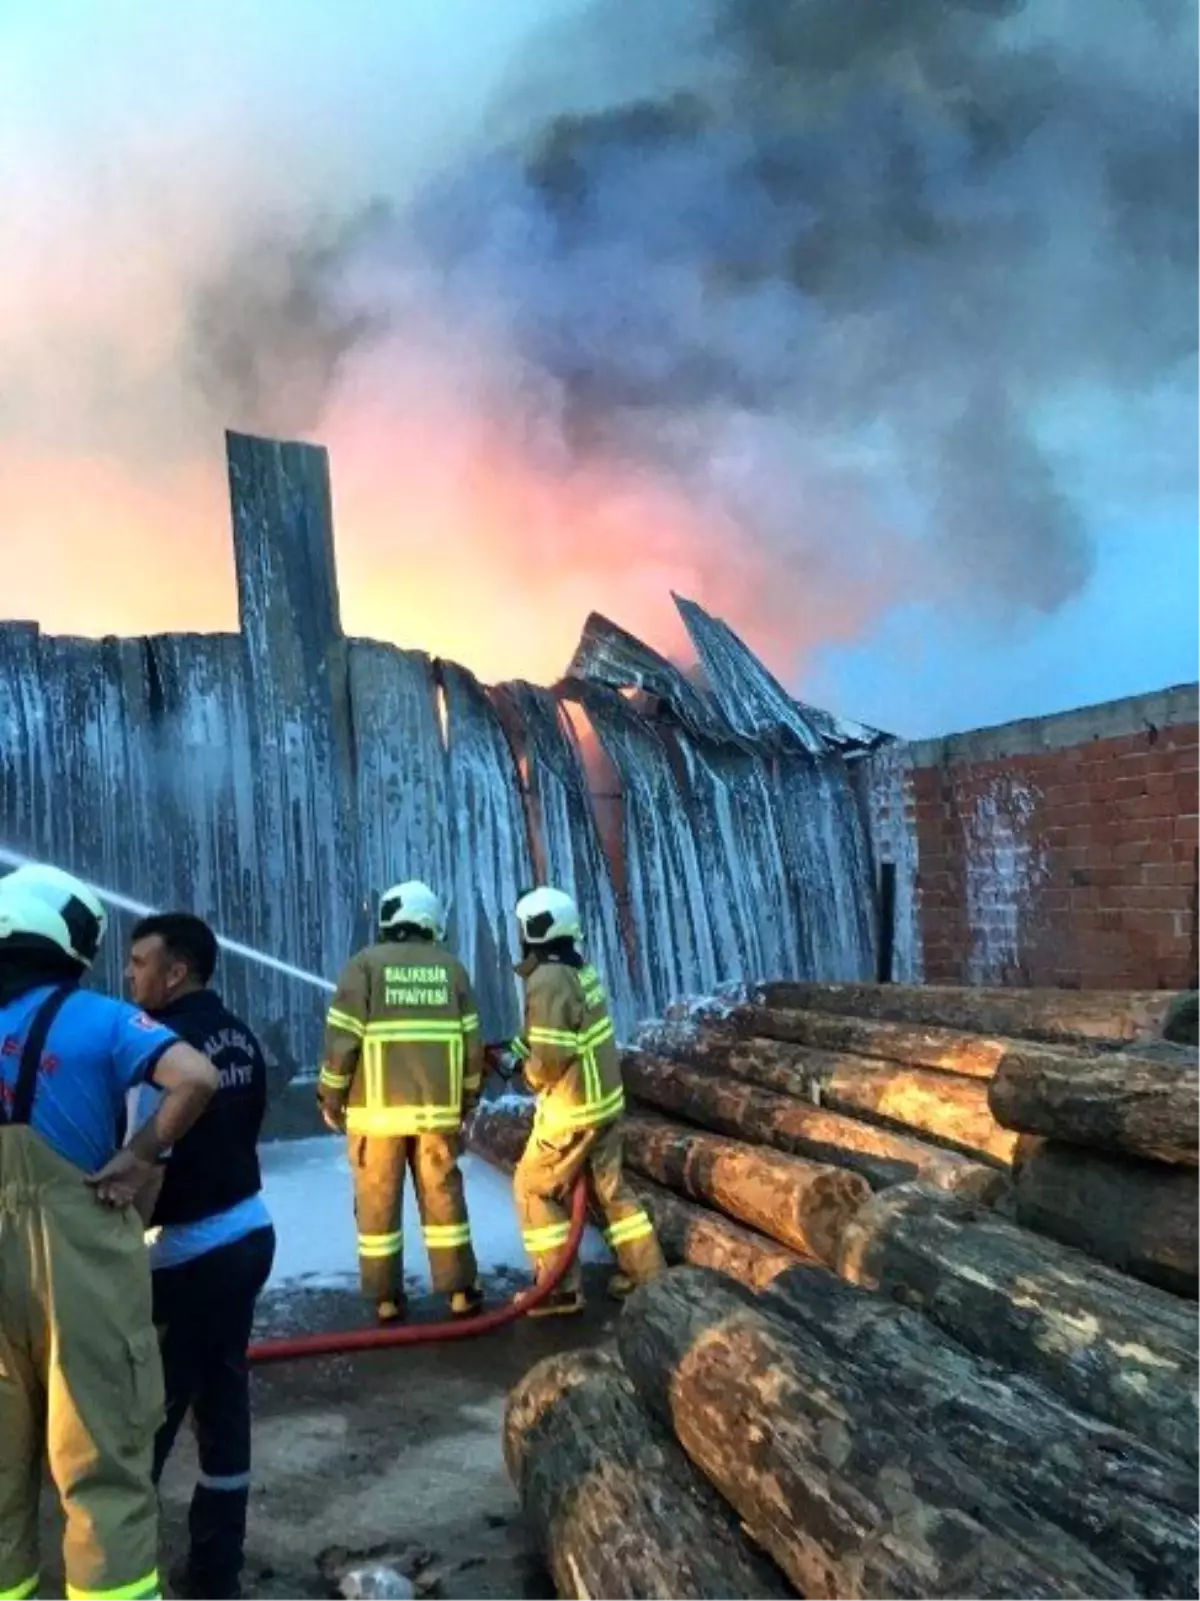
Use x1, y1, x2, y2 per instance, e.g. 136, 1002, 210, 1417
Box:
989, 1045, 1198, 1166
838, 1181, 1199, 1465
1012, 1141, 1198, 1297
622, 1112, 870, 1264
503, 1347, 790, 1600
761, 1264, 1198, 1599
623, 1050, 1003, 1197
630, 1173, 806, 1289
1162, 990, 1199, 1045
759, 980, 1179, 1043
635, 1024, 1016, 1163
727, 1003, 1026, 1077
618, 1268, 1131, 1599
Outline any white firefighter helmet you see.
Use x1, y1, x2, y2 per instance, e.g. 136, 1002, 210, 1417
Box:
378, 880, 446, 939
0, 863, 108, 967
515, 886, 582, 946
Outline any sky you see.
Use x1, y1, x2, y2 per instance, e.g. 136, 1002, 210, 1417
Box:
0, 0, 1196, 739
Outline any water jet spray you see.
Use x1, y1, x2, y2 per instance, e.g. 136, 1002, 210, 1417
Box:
0, 845, 335, 994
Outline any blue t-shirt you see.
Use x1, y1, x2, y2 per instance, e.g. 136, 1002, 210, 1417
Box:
0, 984, 178, 1173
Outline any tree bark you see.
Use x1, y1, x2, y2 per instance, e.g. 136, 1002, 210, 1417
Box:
622, 1112, 870, 1265
629, 1173, 807, 1290
617, 1268, 1131, 1600
758, 981, 1178, 1043
634, 1026, 1016, 1164
1012, 1141, 1198, 1297
725, 1004, 1022, 1077
503, 1347, 791, 1600
623, 1051, 1004, 1197
760, 1264, 1198, 1599
989, 1045, 1199, 1166
838, 1181, 1199, 1465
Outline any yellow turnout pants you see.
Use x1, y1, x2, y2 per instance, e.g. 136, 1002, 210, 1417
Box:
349, 1133, 477, 1301
0, 1127, 163, 1601
514, 1119, 664, 1294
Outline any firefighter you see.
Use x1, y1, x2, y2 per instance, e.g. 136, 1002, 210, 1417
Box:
508, 886, 665, 1317
317, 881, 484, 1324
0, 863, 218, 1601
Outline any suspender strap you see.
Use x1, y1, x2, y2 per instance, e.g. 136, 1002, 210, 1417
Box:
3, 985, 73, 1127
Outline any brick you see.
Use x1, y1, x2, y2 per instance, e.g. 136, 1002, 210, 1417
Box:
1045, 780, 1095, 808
1109, 774, 1151, 801
1141, 861, 1180, 887
1079, 735, 1137, 763
1121, 884, 1189, 912
1119, 794, 1177, 823
1124, 909, 1184, 939
1111, 837, 1153, 863
1175, 814, 1199, 844
1049, 802, 1095, 831
1085, 865, 1126, 889
1163, 723, 1200, 747
1143, 771, 1179, 798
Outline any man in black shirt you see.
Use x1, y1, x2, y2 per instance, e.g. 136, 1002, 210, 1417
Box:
126, 913, 276, 1601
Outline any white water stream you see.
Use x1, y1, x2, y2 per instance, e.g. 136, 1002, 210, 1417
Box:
0, 845, 336, 994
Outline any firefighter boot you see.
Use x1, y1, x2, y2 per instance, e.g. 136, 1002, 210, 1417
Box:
516, 1280, 585, 1319
450, 1282, 484, 1319
376, 1296, 407, 1325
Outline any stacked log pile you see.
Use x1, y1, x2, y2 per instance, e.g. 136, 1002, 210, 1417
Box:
475, 981, 1200, 1598
505, 1266, 1198, 1599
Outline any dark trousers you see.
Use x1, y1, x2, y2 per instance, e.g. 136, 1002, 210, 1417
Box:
151, 1225, 275, 1598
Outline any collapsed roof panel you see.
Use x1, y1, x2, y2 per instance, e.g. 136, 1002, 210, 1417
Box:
673, 593, 890, 756
565, 610, 727, 744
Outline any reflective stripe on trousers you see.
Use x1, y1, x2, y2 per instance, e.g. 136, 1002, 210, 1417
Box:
64, 1572, 160, 1599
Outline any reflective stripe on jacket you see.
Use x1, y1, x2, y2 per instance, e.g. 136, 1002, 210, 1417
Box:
318, 940, 484, 1136
519, 958, 624, 1136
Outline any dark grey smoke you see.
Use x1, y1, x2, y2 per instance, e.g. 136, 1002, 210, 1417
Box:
187, 0, 1197, 622
189, 205, 391, 437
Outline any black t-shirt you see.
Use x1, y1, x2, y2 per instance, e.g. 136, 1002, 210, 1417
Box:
151, 989, 268, 1227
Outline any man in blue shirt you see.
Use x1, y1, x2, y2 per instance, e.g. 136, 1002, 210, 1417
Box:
0, 864, 218, 1601
126, 912, 275, 1601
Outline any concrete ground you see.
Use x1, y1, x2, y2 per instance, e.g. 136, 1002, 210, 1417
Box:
37, 1267, 619, 1600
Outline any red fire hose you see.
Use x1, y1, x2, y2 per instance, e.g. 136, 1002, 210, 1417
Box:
246, 1174, 588, 1367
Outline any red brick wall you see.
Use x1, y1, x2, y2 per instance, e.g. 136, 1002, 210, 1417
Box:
906, 714, 1198, 990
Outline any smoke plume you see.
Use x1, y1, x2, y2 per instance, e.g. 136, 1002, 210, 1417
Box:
1, 0, 1195, 702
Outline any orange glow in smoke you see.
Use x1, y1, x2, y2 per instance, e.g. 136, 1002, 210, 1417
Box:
2, 419, 828, 689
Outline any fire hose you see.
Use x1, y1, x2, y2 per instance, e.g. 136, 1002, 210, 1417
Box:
245, 1171, 587, 1367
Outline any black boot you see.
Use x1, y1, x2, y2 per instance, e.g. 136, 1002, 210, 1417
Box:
450, 1283, 484, 1318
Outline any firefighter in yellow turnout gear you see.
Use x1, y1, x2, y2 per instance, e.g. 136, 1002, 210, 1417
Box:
0, 864, 218, 1601
318, 882, 484, 1323
510, 887, 664, 1316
